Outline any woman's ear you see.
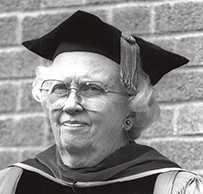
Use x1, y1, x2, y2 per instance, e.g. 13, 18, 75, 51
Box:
124, 111, 136, 131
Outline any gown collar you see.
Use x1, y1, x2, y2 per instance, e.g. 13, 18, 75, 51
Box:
22, 143, 180, 182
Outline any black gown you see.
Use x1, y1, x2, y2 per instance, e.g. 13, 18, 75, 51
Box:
16, 170, 158, 194
12, 143, 180, 194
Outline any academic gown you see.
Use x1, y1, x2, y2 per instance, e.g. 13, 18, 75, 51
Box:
0, 143, 202, 194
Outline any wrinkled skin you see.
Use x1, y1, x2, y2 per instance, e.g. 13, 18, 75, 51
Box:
41, 52, 132, 169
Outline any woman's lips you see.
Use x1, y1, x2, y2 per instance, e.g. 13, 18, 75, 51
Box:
61, 120, 89, 129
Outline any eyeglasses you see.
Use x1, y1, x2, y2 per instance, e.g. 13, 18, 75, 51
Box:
39, 79, 129, 111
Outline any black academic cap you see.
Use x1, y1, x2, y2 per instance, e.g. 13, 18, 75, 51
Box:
22, 10, 189, 85
134, 37, 189, 85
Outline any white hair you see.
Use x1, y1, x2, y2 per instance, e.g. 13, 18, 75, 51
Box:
32, 65, 51, 102
127, 73, 160, 140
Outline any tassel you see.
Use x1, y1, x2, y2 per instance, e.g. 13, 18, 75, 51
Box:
120, 32, 141, 95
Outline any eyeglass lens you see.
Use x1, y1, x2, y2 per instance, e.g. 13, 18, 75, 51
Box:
40, 80, 107, 111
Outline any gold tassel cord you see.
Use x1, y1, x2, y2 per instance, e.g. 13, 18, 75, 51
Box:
120, 32, 141, 95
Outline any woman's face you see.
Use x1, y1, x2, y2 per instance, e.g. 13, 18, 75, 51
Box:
41, 52, 131, 168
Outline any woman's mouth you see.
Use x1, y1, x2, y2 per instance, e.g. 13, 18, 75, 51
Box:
61, 120, 89, 129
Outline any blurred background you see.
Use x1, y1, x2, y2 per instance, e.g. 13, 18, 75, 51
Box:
0, 0, 203, 175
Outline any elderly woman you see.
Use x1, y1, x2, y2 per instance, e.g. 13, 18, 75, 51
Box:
0, 10, 202, 194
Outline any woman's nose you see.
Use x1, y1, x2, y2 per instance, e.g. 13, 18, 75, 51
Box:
62, 91, 83, 113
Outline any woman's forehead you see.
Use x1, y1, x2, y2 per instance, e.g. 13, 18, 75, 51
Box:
49, 52, 120, 82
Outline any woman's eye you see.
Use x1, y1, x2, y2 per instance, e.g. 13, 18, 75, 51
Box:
51, 84, 67, 93
81, 84, 104, 96
88, 85, 101, 91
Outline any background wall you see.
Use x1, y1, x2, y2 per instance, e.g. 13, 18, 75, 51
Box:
0, 0, 203, 175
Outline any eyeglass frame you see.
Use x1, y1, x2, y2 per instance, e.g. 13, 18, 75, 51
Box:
39, 79, 132, 99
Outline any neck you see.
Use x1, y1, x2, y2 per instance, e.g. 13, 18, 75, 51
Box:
57, 141, 128, 169
59, 151, 103, 169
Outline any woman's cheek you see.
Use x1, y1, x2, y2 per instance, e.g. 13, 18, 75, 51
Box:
41, 101, 49, 117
